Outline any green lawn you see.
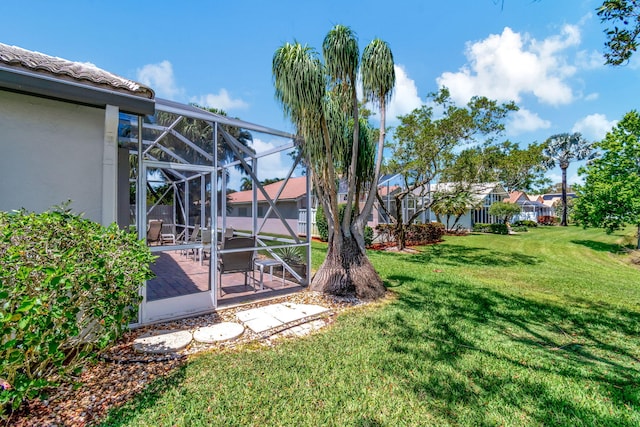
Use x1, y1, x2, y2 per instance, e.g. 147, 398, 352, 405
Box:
100, 226, 640, 426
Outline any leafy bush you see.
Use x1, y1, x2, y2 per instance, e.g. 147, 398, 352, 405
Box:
473, 223, 509, 235
364, 226, 374, 247
537, 216, 559, 226
375, 223, 445, 245
315, 205, 329, 241
472, 223, 491, 233
511, 226, 529, 232
489, 223, 509, 234
512, 220, 538, 228
315, 205, 373, 247
0, 207, 156, 413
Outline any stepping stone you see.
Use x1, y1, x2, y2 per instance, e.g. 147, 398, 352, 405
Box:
133, 330, 192, 354
261, 303, 303, 323
284, 303, 329, 317
236, 303, 331, 334
193, 322, 244, 343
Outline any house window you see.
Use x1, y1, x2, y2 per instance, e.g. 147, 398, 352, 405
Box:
238, 207, 248, 217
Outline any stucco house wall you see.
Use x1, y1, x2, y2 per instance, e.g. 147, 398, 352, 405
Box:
0, 90, 105, 222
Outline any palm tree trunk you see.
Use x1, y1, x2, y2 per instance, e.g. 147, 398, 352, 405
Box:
561, 166, 568, 226
310, 232, 385, 299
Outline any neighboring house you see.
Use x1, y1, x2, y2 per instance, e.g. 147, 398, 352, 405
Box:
372, 181, 509, 230
225, 176, 312, 236
427, 182, 509, 229
506, 191, 553, 223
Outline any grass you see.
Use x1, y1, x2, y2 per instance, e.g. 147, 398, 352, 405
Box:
99, 226, 640, 426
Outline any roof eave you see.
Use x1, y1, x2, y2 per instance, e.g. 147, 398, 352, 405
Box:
0, 65, 155, 116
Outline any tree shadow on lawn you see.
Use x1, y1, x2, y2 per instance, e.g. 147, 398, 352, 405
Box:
570, 239, 634, 253
402, 243, 541, 267
373, 278, 639, 425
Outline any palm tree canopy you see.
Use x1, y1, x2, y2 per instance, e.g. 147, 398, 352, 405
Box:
543, 132, 595, 169
361, 39, 396, 107
323, 24, 359, 89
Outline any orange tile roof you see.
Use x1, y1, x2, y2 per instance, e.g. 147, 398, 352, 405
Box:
228, 176, 308, 203
505, 191, 528, 203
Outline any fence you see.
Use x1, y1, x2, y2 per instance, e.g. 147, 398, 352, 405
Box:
298, 208, 318, 237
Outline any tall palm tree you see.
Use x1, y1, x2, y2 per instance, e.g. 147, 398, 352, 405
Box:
543, 132, 595, 226
273, 26, 395, 299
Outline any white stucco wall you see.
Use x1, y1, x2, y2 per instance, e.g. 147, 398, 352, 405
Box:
0, 91, 106, 222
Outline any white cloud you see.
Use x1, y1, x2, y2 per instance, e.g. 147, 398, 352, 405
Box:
191, 89, 249, 111
584, 93, 599, 101
575, 49, 604, 70
136, 60, 183, 99
226, 137, 293, 191
385, 65, 423, 121
437, 25, 581, 106
572, 113, 617, 141
507, 108, 551, 135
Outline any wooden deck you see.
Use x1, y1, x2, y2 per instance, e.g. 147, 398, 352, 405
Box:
147, 250, 305, 307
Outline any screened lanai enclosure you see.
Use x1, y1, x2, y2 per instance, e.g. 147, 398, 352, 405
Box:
119, 99, 311, 324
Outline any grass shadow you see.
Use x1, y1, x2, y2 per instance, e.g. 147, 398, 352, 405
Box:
406, 243, 541, 267
570, 239, 633, 253
372, 278, 639, 425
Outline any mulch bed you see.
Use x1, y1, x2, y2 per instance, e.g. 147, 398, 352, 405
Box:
7, 291, 365, 427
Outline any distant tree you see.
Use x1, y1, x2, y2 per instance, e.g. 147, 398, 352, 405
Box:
573, 110, 640, 248
488, 201, 521, 226
240, 177, 252, 191
261, 177, 283, 186
381, 88, 517, 250
431, 190, 474, 231
543, 133, 595, 226
597, 0, 640, 65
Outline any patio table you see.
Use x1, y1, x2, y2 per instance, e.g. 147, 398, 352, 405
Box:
254, 259, 285, 289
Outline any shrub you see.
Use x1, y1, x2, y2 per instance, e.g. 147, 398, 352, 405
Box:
513, 220, 537, 228
489, 223, 510, 235
0, 207, 156, 413
473, 223, 509, 235
472, 223, 491, 233
364, 226, 374, 247
375, 223, 445, 246
537, 216, 559, 226
315, 205, 329, 241
315, 205, 373, 247
511, 226, 529, 232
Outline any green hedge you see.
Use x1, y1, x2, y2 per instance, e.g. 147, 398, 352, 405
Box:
315, 204, 373, 247
0, 208, 156, 413
472, 223, 509, 235
512, 220, 537, 228
375, 223, 445, 245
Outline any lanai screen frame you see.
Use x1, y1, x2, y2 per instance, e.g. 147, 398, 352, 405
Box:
133, 98, 312, 324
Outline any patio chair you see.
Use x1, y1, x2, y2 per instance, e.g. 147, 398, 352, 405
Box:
218, 236, 256, 296
160, 223, 176, 245
146, 220, 163, 245
181, 223, 201, 259
199, 229, 212, 264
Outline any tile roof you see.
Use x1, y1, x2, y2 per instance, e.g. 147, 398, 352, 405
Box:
505, 191, 528, 203
228, 176, 308, 204
0, 43, 153, 99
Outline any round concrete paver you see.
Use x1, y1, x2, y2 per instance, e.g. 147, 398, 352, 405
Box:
193, 322, 244, 343
133, 329, 193, 354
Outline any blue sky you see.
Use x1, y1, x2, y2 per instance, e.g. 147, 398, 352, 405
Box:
2, 0, 638, 188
